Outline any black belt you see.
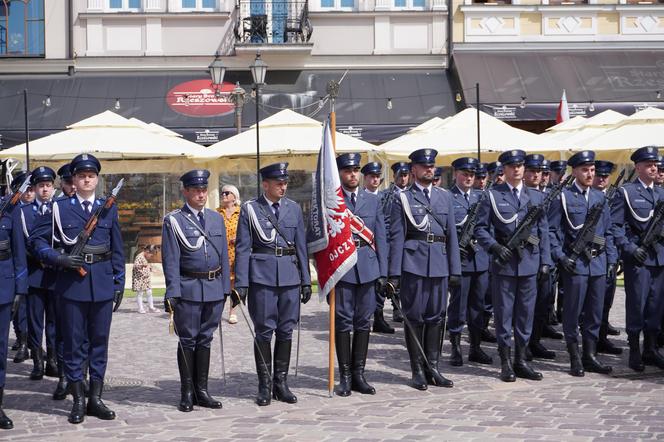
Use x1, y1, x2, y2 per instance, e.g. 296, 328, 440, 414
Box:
406, 232, 446, 244
80, 251, 112, 264
181, 267, 222, 281
0, 250, 10, 261
253, 246, 296, 256
354, 238, 371, 248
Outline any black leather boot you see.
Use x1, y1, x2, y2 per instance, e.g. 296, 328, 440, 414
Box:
335, 331, 352, 397
642, 332, 664, 369
68, 381, 86, 424
45, 347, 58, 378
82, 360, 90, 395
582, 338, 612, 374
193, 347, 222, 408
372, 310, 395, 334
498, 345, 515, 382
272, 340, 297, 404
628, 332, 644, 372
53, 360, 69, 400
607, 322, 620, 336
30, 347, 44, 380
542, 323, 563, 340
548, 308, 559, 326
597, 323, 623, 355
448, 332, 463, 367
254, 339, 272, 406
86, 379, 116, 420
423, 323, 453, 388
481, 314, 497, 343
404, 324, 427, 390
351, 330, 375, 394
13, 333, 28, 363
529, 321, 556, 360
11, 335, 20, 351
176, 347, 195, 412
0, 388, 13, 430
514, 344, 543, 380
392, 303, 403, 323
566, 341, 585, 377
468, 328, 493, 365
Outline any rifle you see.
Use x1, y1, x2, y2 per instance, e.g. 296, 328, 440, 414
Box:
495, 175, 573, 266
567, 170, 627, 262
458, 179, 493, 260
68, 179, 124, 277
639, 200, 664, 252
0, 174, 31, 218
380, 183, 396, 212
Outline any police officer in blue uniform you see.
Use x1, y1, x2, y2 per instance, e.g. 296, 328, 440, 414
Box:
433, 166, 444, 188
361, 162, 382, 195
540, 159, 551, 191
31, 153, 125, 424
550, 160, 568, 186
162, 169, 230, 412
375, 162, 411, 333
473, 163, 489, 190
475, 149, 552, 382
20, 167, 59, 381
9, 172, 31, 364
57, 163, 76, 197
549, 151, 616, 376
234, 162, 312, 406
447, 157, 493, 367
612, 146, 664, 371
522, 154, 557, 361
0, 178, 28, 430
658, 156, 664, 348
389, 148, 461, 390
333, 153, 388, 396
488, 161, 504, 185
549, 160, 569, 325
592, 160, 623, 355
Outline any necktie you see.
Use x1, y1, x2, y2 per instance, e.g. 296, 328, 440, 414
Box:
272, 202, 280, 220
647, 187, 654, 199
512, 188, 520, 208
350, 192, 356, 209
41, 202, 51, 215
82, 201, 91, 216
198, 211, 205, 230
423, 187, 430, 203
464, 193, 469, 204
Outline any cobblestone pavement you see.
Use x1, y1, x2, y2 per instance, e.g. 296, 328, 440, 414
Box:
3, 287, 663, 441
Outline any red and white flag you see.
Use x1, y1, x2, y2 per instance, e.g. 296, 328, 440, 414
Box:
306, 120, 357, 298
556, 89, 570, 124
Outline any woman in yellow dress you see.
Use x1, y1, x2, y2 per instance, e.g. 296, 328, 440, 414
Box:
217, 184, 241, 324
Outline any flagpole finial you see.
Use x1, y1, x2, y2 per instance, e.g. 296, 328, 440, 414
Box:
326, 80, 340, 101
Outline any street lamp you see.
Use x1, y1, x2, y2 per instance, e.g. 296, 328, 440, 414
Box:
230, 82, 246, 135
250, 52, 268, 197
208, 52, 226, 87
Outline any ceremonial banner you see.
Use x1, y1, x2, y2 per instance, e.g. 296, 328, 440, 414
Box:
307, 120, 357, 298
556, 89, 570, 124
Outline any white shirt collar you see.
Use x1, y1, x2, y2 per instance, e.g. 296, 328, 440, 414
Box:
573, 181, 590, 200
263, 194, 282, 206
638, 178, 654, 190
186, 203, 203, 218
343, 188, 358, 199
364, 187, 378, 195
506, 181, 523, 193
76, 193, 95, 206
453, 185, 471, 198
415, 181, 433, 194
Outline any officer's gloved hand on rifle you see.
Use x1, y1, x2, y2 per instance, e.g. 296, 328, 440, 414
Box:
300, 285, 312, 304
375, 277, 388, 295
55, 254, 84, 270
113, 290, 123, 312
632, 246, 648, 265
448, 274, 461, 288
558, 255, 576, 274
231, 287, 248, 308
607, 263, 617, 280
489, 243, 512, 262
537, 264, 550, 282
387, 277, 400, 293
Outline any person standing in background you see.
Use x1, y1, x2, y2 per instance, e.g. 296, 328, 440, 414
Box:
217, 184, 241, 324
132, 245, 158, 314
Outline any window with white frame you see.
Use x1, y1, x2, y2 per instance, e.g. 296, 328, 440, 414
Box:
180, 0, 217, 9
320, 0, 355, 10
393, 0, 425, 9
108, 0, 142, 10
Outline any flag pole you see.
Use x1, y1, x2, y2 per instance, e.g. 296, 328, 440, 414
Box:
326, 80, 340, 398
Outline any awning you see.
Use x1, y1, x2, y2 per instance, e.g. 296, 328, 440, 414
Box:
0, 69, 457, 148
452, 50, 664, 121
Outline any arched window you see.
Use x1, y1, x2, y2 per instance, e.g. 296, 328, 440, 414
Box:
0, 0, 45, 57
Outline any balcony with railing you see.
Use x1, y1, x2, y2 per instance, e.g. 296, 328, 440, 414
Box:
234, 0, 313, 45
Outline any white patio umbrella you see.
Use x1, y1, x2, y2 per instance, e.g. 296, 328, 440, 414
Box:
580, 107, 664, 151
554, 110, 627, 147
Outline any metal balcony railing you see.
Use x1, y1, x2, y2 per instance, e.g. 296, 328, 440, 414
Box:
234, 0, 312, 44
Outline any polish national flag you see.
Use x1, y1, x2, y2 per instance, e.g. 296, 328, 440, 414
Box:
556, 89, 570, 124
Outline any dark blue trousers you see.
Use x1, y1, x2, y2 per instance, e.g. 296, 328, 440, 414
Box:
0, 302, 11, 388
173, 299, 223, 350
561, 272, 605, 344
401, 272, 446, 326
249, 283, 300, 342
602, 272, 617, 327
534, 273, 553, 323
335, 281, 376, 333
492, 275, 537, 348
26, 287, 57, 352
448, 271, 489, 333
12, 295, 26, 338
624, 263, 664, 335
61, 298, 113, 382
